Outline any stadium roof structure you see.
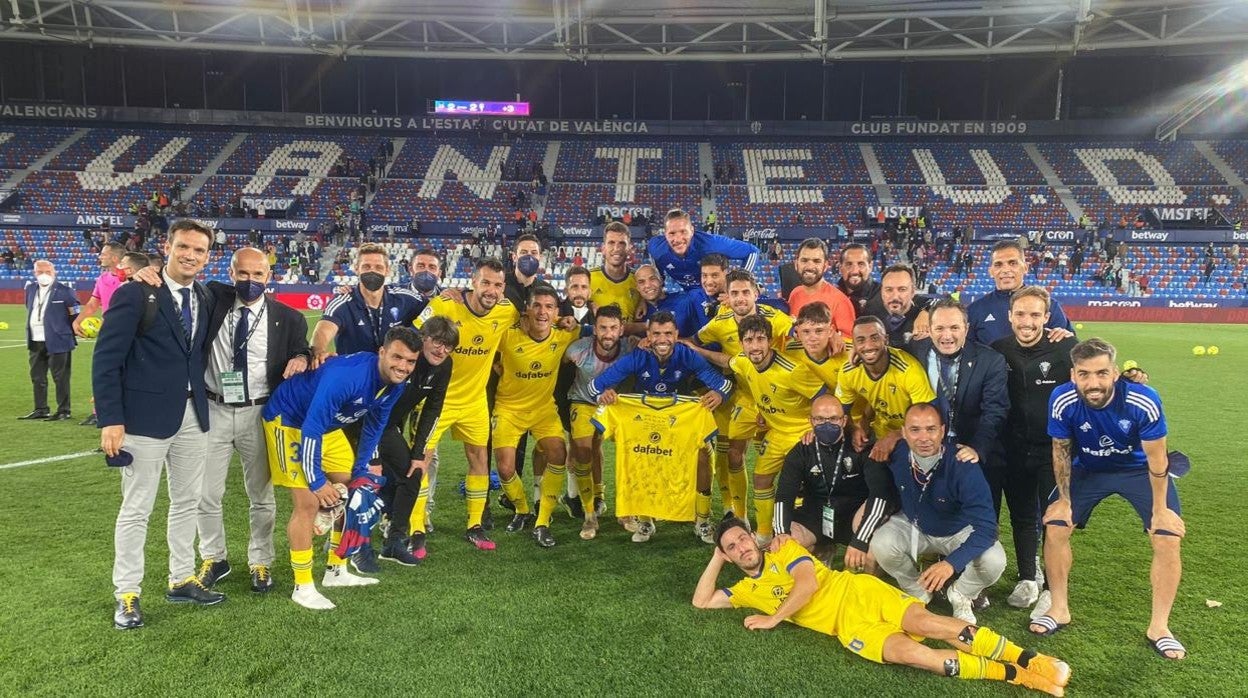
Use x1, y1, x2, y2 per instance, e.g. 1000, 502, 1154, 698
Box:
1, 0, 1247, 62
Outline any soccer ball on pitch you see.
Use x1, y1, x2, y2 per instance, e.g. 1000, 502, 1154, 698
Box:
0, 321, 8, 330
80, 316, 103, 338
1075, 323, 1084, 330
1192, 346, 1206, 356
1208, 346, 1220, 356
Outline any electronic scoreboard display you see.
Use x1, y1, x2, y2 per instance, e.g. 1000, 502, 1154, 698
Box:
431, 100, 530, 116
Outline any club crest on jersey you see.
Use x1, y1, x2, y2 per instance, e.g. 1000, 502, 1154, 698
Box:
889, 385, 897, 393
1118, 419, 1132, 432
668, 416, 677, 427
1039, 361, 1051, 378
1080, 422, 1092, 432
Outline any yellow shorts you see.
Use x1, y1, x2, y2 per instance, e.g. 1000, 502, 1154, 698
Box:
425, 398, 491, 448
754, 432, 802, 476
492, 406, 565, 449
835, 574, 924, 664
568, 402, 599, 441
714, 392, 759, 441
264, 415, 355, 489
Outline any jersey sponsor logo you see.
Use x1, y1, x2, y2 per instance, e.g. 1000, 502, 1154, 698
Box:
1099, 435, 1115, 447
655, 383, 669, 392
472, 334, 485, 345
632, 442, 673, 457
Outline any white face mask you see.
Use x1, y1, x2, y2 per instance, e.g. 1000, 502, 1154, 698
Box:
36, 273, 54, 287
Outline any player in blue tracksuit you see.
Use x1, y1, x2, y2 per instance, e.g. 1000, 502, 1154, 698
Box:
648, 209, 759, 291
1037, 337, 1186, 659
965, 241, 1072, 345
262, 328, 421, 610
633, 263, 703, 338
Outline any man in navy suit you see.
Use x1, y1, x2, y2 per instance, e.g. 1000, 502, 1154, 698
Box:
21, 260, 80, 421
94, 220, 222, 630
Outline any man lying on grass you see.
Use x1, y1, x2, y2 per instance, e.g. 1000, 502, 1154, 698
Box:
692, 516, 1071, 696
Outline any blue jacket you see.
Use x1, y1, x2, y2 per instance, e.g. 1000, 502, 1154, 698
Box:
92, 280, 215, 439
25, 281, 80, 354
907, 339, 1009, 465
588, 343, 731, 399
640, 291, 702, 338
648, 231, 759, 291
885, 441, 999, 573
966, 288, 1071, 345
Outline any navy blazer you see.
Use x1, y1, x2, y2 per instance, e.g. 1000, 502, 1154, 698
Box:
907, 338, 1009, 464
203, 281, 310, 393
92, 280, 215, 439
25, 281, 80, 354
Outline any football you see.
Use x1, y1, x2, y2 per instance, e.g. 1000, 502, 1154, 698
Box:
80, 316, 102, 338
0, 321, 8, 330
1192, 346, 1206, 356
1208, 346, 1220, 356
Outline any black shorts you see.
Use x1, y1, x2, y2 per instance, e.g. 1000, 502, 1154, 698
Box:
791, 495, 865, 545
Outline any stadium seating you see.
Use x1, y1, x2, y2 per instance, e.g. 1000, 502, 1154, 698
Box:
554, 140, 699, 184
217, 132, 389, 177
387, 135, 548, 181
890, 185, 1070, 230
714, 185, 876, 227
12, 171, 192, 215
874, 142, 1045, 185
47, 129, 233, 175
196, 175, 360, 219
369, 179, 532, 224
712, 142, 869, 184
0, 125, 78, 170
542, 184, 699, 226
1037, 141, 1224, 185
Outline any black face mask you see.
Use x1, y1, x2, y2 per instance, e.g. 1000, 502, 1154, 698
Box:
359, 271, 386, 292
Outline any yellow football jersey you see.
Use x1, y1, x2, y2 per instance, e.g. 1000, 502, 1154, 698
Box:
697, 305, 794, 358
728, 352, 825, 441
781, 340, 851, 391
495, 324, 580, 414
724, 539, 851, 636
834, 347, 935, 439
415, 294, 519, 409
590, 267, 641, 321
592, 394, 717, 521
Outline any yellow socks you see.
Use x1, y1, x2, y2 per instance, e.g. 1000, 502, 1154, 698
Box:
466, 473, 489, 528
955, 652, 1007, 681
753, 482, 775, 537
714, 444, 732, 511
500, 473, 530, 515
728, 466, 748, 519
537, 464, 566, 527
326, 529, 345, 567
969, 626, 1024, 664
573, 463, 595, 515
290, 548, 313, 586
409, 471, 429, 534
695, 490, 712, 521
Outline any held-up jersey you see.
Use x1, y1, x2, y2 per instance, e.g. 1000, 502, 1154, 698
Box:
414, 294, 519, 410
835, 348, 936, 439
495, 324, 581, 414
590, 267, 641, 322
723, 539, 852, 636
262, 352, 406, 490
592, 394, 717, 520
696, 305, 794, 358
565, 336, 638, 405
1047, 378, 1167, 471
729, 352, 826, 441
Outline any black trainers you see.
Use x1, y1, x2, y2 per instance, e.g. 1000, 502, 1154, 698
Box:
79, 413, 98, 426
17, 410, 49, 420
113, 593, 143, 630
559, 494, 585, 519
481, 506, 494, 531
350, 543, 381, 574
498, 493, 517, 512
380, 536, 422, 566
196, 559, 232, 588
464, 525, 497, 551
409, 531, 429, 562
166, 577, 226, 605
249, 565, 274, 593
505, 512, 536, 533
533, 525, 556, 548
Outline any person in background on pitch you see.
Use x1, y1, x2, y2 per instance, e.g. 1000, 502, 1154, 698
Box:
695, 516, 1071, 696
20, 260, 80, 422
74, 242, 128, 426
94, 221, 220, 630
869, 404, 1006, 625
1037, 338, 1187, 661
261, 327, 418, 610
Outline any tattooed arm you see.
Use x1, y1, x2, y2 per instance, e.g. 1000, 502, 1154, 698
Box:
1052, 437, 1072, 503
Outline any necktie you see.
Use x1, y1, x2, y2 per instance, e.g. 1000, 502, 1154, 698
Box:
233, 307, 250, 401
179, 288, 193, 342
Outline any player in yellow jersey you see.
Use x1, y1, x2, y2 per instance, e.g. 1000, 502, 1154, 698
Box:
694, 519, 1071, 696
413, 258, 520, 551
493, 285, 581, 547
691, 269, 794, 520
783, 301, 852, 391
729, 315, 826, 541
589, 221, 641, 321
835, 315, 936, 463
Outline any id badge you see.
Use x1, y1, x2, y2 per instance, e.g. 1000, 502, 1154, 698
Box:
821, 505, 836, 539
219, 371, 246, 404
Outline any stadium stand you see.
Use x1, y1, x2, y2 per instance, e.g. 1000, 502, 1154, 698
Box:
873, 142, 1045, 185
0, 125, 78, 170
554, 140, 699, 184
46, 128, 233, 175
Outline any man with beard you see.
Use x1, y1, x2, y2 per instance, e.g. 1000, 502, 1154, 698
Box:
648, 208, 759, 291
836, 243, 881, 317
688, 253, 730, 328
413, 259, 521, 551
560, 305, 637, 537
786, 238, 855, 344
695, 515, 1070, 695
990, 286, 1077, 612
878, 264, 934, 346
589, 222, 642, 322
1038, 339, 1186, 660
966, 241, 1072, 345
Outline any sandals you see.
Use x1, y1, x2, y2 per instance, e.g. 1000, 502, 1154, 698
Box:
1147, 635, 1187, 660
1028, 615, 1069, 636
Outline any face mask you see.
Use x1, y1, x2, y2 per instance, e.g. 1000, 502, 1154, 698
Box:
813, 422, 843, 445
411, 271, 439, 294
115, 266, 129, 281
36, 273, 54, 287
912, 451, 942, 473
359, 271, 386, 292
516, 254, 541, 277
235, 279, 266, 304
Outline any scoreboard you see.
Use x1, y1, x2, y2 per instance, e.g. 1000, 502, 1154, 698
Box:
431, 100, 530, 116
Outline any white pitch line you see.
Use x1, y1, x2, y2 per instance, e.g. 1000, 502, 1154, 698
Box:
0, 450, 98, 471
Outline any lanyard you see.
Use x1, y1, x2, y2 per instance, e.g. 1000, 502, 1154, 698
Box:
33, 287, 50, 323
814, 439, 847, 502
231, 301, 266, 370
365, 292, 387, 348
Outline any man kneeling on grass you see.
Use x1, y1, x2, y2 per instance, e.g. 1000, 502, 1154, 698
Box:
692, 516, 1072, 696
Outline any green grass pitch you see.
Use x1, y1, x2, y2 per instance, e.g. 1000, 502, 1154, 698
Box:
0, 305, 1243, 696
